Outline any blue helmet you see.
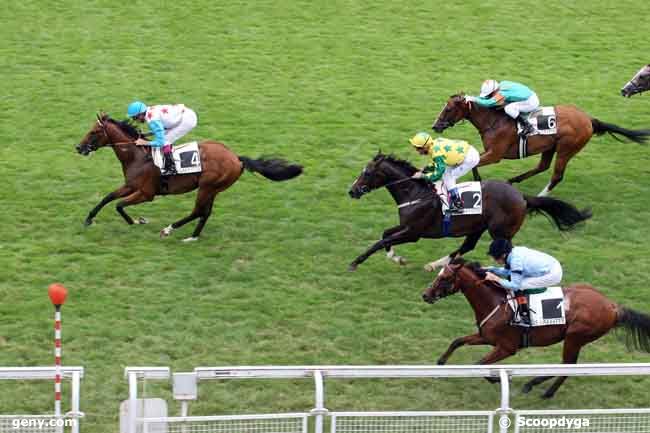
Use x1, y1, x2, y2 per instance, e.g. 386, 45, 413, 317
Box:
127, 101, 147, 118
487, 238, 513, 259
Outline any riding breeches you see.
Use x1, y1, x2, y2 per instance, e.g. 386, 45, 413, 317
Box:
518, 261, 563, 291
504, 93, 540, 118
442, 146, 480, 190
164, 108, 198, 145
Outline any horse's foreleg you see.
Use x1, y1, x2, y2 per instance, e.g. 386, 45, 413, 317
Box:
437, 333, 489, 365
85, 185, 133, 226
509, 149, 554, 184
383, 225, 407, 265
424, 230, 485, 272
115, 190, 153, 225
161, 187, 218, 241
349, 228, 416, 271
477, 150, 502, 167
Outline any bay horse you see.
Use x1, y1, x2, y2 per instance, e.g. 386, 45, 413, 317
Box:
347, 153, 591, 272
76, 113, 302, 241
432, 94, 650, 196
621, 64, 650, 97
422, 258, 650, 398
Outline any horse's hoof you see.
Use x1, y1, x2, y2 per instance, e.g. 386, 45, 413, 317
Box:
136, 217, 149, 225
182, 236, 199, 243
84, 219, 93, 227
541, 390, 555, 399
424, 264, 435, 272
348, 263, 358, 272
160, 225, 173, 238
522, 384, 533, 394
397, 257, 407, 266
436, 358, 446, 366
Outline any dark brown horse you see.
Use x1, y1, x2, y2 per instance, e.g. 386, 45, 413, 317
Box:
422, 258, 650, 398
622, 64, 650, 97
348, 153, 591, 272
76, 113, 302, 240
432, 94, 650, 195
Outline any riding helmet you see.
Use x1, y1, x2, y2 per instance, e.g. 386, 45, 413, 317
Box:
127, 101, 148, 118
480, 79, 499, 97
409, 132, 433, 149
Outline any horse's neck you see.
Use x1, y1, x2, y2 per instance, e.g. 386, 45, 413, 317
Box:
468, 105, 510, 135
385, 175, 431, 205
108, 129, 147, 166
458, 270, 506, 324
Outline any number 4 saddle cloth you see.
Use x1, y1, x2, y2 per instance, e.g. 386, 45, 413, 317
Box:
507, 286, 567, 327
151, 141, 202, 175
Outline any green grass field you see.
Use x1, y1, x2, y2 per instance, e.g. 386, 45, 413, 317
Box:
1, 1, 650, 431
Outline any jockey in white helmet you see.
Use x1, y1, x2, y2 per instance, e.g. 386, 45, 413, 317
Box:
466, 80, 540, 136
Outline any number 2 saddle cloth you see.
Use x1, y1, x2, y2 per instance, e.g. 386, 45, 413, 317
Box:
434, 181, 483, 216
151, 141, 202, 175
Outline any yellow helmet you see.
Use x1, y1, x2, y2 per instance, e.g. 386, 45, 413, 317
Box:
409, 132, 433, 149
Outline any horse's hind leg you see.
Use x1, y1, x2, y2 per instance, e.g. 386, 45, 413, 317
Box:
522, 375, 555, 394
508, 149, 554, 184
424, 229, 485, 272
539, 137, 586, 196
541, 338, 584, 399
160, 187, 217, 241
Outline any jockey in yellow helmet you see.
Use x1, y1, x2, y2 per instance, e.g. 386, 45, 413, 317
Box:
410, 132, 480, 211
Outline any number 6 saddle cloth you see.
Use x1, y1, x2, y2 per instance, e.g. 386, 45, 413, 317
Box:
517, 106, 558, 159
151, 141, 202, 175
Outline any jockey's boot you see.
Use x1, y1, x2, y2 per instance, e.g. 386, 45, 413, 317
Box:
163, 152, 177, 176
448, 187, 464, 212
518, 115, 535, 136
513, 294, 532, 327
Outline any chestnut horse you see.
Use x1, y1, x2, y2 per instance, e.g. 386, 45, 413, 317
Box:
348, 153, 591, 272
622, 64, 650, 97
76, 113, 302, 241
422, 258, 650, 398
432, 94, 650, 196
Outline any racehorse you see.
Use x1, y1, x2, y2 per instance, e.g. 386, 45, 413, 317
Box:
432, 94, 650, 196
422, 258, 650, 398
347, 153, 591, 272
76, 113, 302, 241
622, 64, 650, 97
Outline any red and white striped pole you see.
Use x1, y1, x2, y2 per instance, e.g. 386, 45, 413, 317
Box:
48, 283, 68, 422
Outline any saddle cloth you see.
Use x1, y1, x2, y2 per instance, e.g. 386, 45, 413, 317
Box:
434, 181, 482, 216
507, 286, 566, 327
151, 141, 202, 175
516, 106, 558, 158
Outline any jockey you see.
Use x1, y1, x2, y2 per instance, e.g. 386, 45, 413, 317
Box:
409, 132, 480, 211
465, 80, 540, 136
484, 239, 563, 327
126, 101, 198, 175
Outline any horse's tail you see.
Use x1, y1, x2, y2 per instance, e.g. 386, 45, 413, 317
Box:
616, 307, 650, 353
238, 156, 303, 181
524, 196, 592, 231
591, 118, 650, 144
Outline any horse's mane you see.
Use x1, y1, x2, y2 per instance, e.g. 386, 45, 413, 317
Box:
375, 152, 418, 175
101, 114, 142, 139
450, 257, 487, 278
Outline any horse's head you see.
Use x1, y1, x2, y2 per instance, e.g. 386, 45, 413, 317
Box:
432, 94, 470, 133
422, 262, 463, 304
348, 152, 417, 199
76, 113, 141, 155
622, 65, 650, 98
422, 258, 487, 304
